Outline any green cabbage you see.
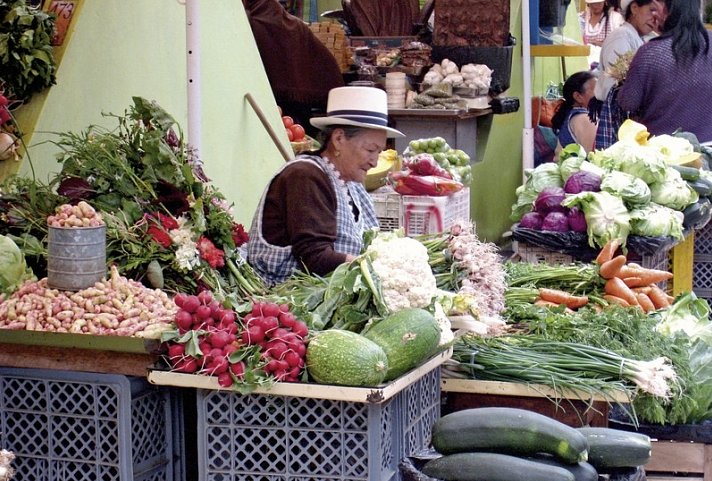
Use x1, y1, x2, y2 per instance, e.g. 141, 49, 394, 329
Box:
510, 162, 562, 221
561, 191, 631, 248
648, 134, 695, 162
589, 141, 668, 185
656, 292, 712, 344
649, 168, 699, 211
600, 171, 651, 206
0, 235, 34, 296
629, 203, 684, 240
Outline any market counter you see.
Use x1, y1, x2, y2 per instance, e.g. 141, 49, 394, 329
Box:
441, 378, 631, 428
0, 330, 161, 376
389, 108, 493, 162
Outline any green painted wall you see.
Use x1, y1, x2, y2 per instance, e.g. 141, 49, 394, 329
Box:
18, 0, 286, 226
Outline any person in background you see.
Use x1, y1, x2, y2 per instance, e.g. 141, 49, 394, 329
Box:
618, 0, 712, 142
551, 71, 598, 155
247, 87, 404, 286
591, 0, 661, 148
580, 0, 624, 67
243, 0, 344, 137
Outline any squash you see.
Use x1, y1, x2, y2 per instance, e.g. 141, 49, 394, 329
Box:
362, 308, 441, 381
431, 407, 589, 464
422, 452, 575, 481
576, 427, 651, 470
306, 329, 388, 387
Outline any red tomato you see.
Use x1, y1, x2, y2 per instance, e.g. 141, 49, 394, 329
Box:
286, 128, 294, 142
282, 116, 294, 128
290, 124, 306, 141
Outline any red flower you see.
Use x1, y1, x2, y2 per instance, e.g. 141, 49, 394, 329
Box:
232, 223, 249, 247
197, 236, 225, 269
158, 213, 179, 230
147, 224, 172, 248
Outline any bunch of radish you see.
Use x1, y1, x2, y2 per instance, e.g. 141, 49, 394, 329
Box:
47, 201, 104, 228
168, 290, 244, 387
240, 301, 308, 383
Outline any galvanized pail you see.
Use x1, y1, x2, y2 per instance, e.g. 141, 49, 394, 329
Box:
47, 225, 107, 291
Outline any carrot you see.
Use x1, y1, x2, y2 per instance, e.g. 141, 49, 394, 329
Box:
538, 288, 589, 309
632, 286, 653, 295
648, 285, 671, 309
622, 277, 645, 288
604, 294, 631, 307
617, 265, 643, 279
636, 293, 656, 313
534, 299, 575, 314
596, 239, 622, 265
605, 277, 639, 306
636, 268, 673, 285
599, 255, 627, 279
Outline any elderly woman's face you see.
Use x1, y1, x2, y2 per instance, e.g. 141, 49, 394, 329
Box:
333, 128, 388, 183
630, 2, 658, 36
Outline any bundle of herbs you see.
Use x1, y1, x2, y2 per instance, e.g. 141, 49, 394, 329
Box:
0, 98, 264, 302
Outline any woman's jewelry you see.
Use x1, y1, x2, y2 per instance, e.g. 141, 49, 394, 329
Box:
335, 151, 341, 157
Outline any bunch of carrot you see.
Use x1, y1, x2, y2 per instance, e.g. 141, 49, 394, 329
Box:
596, 240, 674, 312
533, 288, 589, 312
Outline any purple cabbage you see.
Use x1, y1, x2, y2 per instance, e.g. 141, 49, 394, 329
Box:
541, 211, 570, 232
519, 212, 544, 230
567, 207, 588, 232
534, 187, 566, 214
564, 171, 602, 194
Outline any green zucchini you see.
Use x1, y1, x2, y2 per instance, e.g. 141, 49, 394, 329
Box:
361, 308, 441, 381
671, 164, 701, 181
577, 427, 651, 470
422, 452, 575, 481
683, 197, 712, 229
431, 407, 589, 464
688, 178, 712, 196
530, 454, 598, 481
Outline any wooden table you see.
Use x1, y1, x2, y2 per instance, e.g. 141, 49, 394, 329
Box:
441, 378, 631, 427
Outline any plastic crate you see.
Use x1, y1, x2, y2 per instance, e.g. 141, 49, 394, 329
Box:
0, 367, 176, 481
693, 221, 712, 302
196, 367, 441, 481
371, 187, 471, 236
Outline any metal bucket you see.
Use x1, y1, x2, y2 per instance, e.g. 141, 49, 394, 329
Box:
47, 225, 107, 291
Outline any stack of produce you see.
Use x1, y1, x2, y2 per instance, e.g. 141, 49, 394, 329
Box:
422, 59, 492, 94
512, 120, 707, 249
402, 136, 472, 186
0, 97, 264, 303
418, 407, 651, 481
407, 83, 467, 110
308, 21, 350, 72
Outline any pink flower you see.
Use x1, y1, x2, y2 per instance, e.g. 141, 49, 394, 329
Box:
158, 213, 179, 230
197, 236, 225, 269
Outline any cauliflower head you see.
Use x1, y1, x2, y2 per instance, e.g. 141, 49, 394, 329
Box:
367, 233, 437, 311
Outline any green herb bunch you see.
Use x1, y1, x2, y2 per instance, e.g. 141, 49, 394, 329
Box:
0, 0, 57, 102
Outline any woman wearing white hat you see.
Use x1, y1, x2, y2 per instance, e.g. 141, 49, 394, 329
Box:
592, 0, 662, 148
247, 86, 404, 286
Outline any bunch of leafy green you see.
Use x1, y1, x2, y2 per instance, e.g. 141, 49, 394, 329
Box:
0, 0, 57, 102
0, 234, 34, 296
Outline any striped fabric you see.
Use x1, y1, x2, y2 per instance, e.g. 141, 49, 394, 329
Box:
247, 155, 376, 286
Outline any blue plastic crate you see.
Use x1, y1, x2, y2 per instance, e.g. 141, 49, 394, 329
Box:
0, 367, 176, 481
197, 367, 441, 481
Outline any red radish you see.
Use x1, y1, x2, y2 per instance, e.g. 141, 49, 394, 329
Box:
260, 316, 279, 333
223, 344, 239, 356
260, 303, 281, 318
283, 351, 301, 368
291, 321, 309, 338
230, 361, 246, 378
198, 290, 214, 305
173, 293, 189, 308
208, 347, 224, 360
195, 305, 212, 320
175, 357, 199, 373
265, 359, 281, 373
199, 340, 212, 356
289, 366, 301, 378
217, 372, 233, 388
278, 311, 297, 328
266, 341, 288, 359
208, 300, 222, 317
209, 330, 232, 349
174, 310, 193, 331
279, 303, 290, 313
182, 295, 201, 313
251, 302, 264, 315
242, 325, 265, 344
292, 341, 306, 358
218, 310, 236, 324
206, 355, 229, 375
167, 343, 186, 361
271, 327, 290, 340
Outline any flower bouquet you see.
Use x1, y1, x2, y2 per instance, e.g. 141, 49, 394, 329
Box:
0, 97, 265, 304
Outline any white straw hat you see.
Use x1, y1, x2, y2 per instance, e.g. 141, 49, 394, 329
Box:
310, 86, 404, 138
